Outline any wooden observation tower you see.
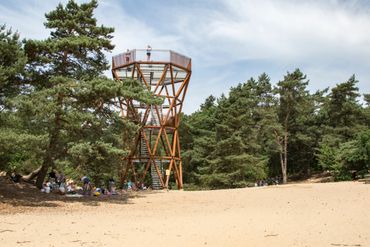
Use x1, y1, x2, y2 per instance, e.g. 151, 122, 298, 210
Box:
112, 49, 191, 189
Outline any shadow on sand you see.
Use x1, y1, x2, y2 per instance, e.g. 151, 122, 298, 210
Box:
0, 176, 160, 209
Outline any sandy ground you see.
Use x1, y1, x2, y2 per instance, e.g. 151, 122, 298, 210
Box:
1, 181, 370, 247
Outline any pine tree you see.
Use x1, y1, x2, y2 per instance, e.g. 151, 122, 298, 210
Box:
274, 69, 311, 183
187, 76, 273, 188
325, 75, 365, 138
316, 76, 367, 178
16, 0, 160, 188
180, 95, 218, 185
18, 0, 116, 188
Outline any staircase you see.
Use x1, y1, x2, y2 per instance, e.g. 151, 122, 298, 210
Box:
140, 134, 149, 159
150, 161, 163, 190
150, 105, 161, 126
141, 134, 163, 190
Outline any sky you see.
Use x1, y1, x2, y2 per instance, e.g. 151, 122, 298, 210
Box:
1, 0, 369, 113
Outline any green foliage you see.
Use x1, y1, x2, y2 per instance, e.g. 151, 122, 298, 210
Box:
316, 143, 339, 171
0, 128, 47, 173
67, 141, 126, 181
24, 0, 114, 81
316, 130, 370, 181
0, 25, 26, 110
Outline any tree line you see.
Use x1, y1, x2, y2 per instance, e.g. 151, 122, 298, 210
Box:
179, 71, 370, 189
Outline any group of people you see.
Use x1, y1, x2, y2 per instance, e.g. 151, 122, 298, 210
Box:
122, 181, 147, 191
81, 177, 118, 196
124, 45, 153, 64
39, 168, 153, 196
40, 172, 119, 196
40, 170, 66, 194
255, 177, 281, 187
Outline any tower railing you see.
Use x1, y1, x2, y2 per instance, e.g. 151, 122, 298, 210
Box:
112, 49, 191, 70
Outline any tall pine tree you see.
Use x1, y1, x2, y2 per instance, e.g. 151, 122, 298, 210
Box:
18, 0, 159, 188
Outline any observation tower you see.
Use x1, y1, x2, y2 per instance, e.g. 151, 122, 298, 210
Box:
112, 49, 191, 189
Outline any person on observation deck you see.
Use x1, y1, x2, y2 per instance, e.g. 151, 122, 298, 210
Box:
125, 49, 130, 64
146, 45, 152, 61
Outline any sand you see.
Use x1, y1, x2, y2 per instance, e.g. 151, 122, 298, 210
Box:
1, 181, 369, 247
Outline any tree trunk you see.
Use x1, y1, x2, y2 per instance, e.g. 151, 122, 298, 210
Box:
274, 129, 288, 184
281, 113, 290, 184
21, 166, 42, 182
282, 167, 287, 184
282, 130, 288, 184
35, 164, 49, 189
279, 147, 287, 184
35, 134, 58, 189
35, 93, 63, 189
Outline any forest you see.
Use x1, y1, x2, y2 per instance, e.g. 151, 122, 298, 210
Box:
180, 72, 370, 188
1, 0, 369, 190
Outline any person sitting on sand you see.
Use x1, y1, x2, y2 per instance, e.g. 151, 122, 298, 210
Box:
127, 180, 137, 191
108, 178, 118, 194
81, 176, 91, 196
48, 169, 57, 183
131, 182, 138, 191
66, 182, 75, 194
57, 173, 65, 186
140, 183, 147, 190
41, 182, 49, 193
59, 184, 66, 194
41, 181, 51, 193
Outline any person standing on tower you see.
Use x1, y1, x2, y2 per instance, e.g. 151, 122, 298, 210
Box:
125, 49, 130, 64
146, 45, 152, 61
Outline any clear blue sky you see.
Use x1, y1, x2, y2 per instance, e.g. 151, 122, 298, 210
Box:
1, 0, 369, 113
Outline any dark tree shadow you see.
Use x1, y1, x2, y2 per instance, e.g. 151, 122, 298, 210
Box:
0, 176, 159, 209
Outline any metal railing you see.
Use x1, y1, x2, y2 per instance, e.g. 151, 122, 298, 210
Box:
112, 49, 191, 70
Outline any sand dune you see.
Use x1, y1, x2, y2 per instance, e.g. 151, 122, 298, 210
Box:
1, 181, 369, 246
